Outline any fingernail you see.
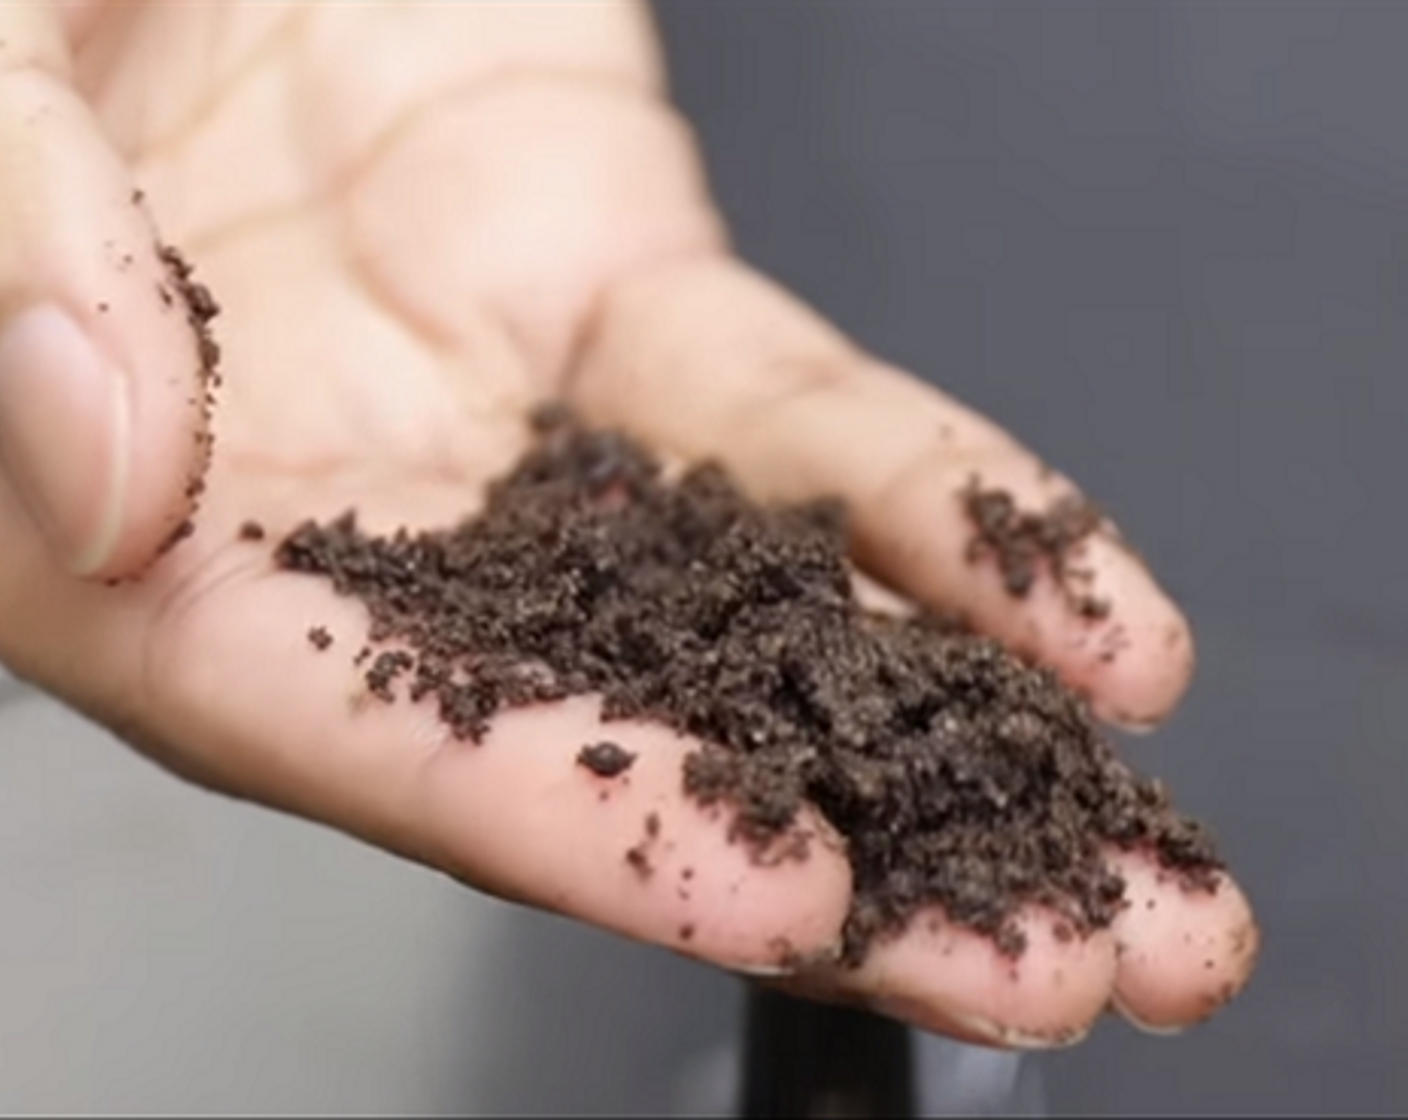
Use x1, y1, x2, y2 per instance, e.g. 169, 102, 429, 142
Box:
873, 1000, 1091, 1050
728, 961, 795, 978
950, 1011, 1092, 1051
0, 306, 128, 575
726, 940, 843, 978
994, 1023, 1091, 1050
1104, 713, 1161, 736
1110, 995, 1186, 1037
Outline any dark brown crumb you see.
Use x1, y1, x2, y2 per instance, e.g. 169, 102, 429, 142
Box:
624, 844, 653, 879
156, 519, 195, 555
365, 650, 414, 700
529, 399, 575, 433
962, 478, 1111, 620
577, 741, 636, 778
274, 409, 1223, 964
308, 626, 333, 651
158, 243, 223, 376
238, 520, 266, 542
623, 813, 662, 879
767, 936, 808, 973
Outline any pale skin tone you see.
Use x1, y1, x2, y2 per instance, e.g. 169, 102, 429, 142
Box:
0, 2, 1256, 1049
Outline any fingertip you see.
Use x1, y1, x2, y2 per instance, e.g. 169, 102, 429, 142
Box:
0, 293, 210, 584
1108, 853, 1259, 1032
1059, 538, 1197, 731
836, 907, 1118, 1049
39, 257, 214, 583
0, 53, 215, 580
857, 445, 1197, 731
82, 238, 218, 581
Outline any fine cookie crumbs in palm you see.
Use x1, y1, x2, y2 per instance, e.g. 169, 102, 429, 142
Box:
274, 404, 1222, 964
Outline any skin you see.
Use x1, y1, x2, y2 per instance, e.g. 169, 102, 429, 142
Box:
0, 1, 1256, 1049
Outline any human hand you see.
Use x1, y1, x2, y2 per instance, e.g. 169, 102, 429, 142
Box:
0, 1, 1255, 1048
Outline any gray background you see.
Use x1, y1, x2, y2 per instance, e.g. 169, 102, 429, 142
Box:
1, 2, 1403, 1115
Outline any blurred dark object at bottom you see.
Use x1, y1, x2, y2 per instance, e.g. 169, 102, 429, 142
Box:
739, 985, 915, 1117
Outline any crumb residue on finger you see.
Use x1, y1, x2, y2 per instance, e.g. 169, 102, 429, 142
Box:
134, 240, 224, 569
960, 477, 1112, 620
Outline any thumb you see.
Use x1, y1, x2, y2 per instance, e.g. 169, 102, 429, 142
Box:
0, 2, 214, 581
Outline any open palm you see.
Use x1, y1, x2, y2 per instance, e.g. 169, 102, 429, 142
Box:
0, 1, 1255, 1048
